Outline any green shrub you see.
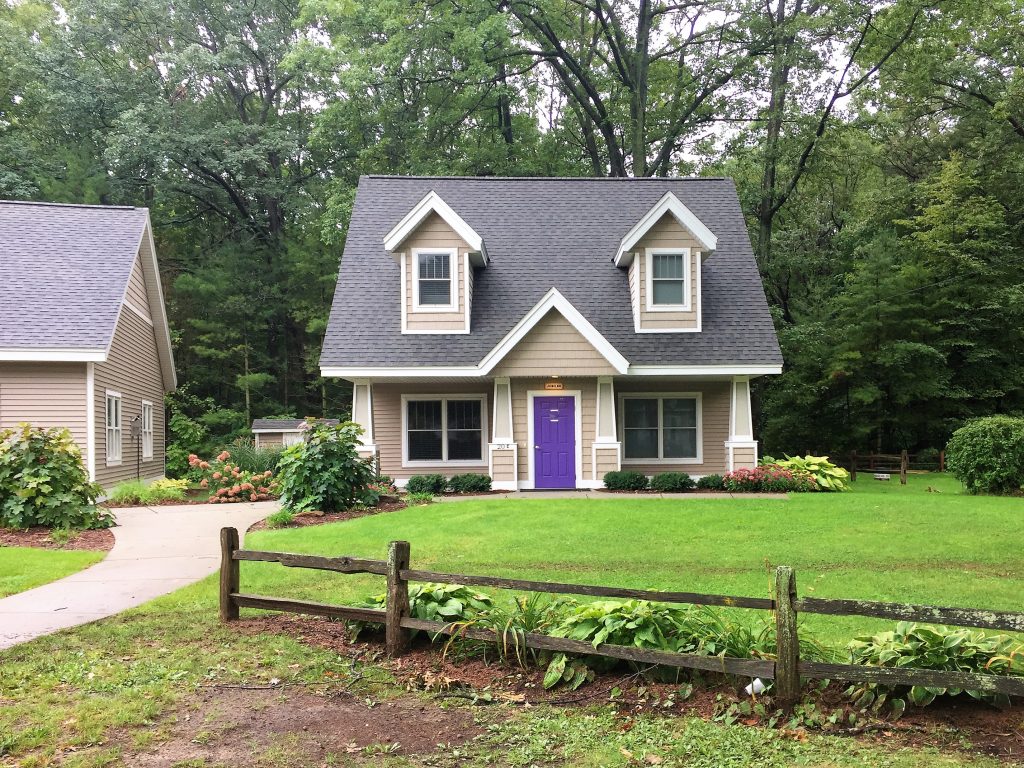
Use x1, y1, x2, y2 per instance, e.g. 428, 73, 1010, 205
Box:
696, 474, 725, 491
265, 509, 295, 528
224, 437, 283, 473
649, 472, 695, 492
107, 479, 186, 505
946, 415, 1024, 495
276, 422, 374, 512
847, 622, 1024, 709
406, 474, 447, 495
405, 491, 435, 505
762, 454, 849, 491
448, 473, 492, 493
0, 424, 110, 529
603, 470, 649, 491
915, 447, 941, 466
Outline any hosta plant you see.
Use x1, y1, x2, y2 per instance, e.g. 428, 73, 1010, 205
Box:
847, 622, 1024, 709
353, 583, 493, 641
762, 454, 850, 491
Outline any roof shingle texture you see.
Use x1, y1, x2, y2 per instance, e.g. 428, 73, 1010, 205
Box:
251, 419, 340, 431
321, 176, 782, 368
0, 201, 148, 350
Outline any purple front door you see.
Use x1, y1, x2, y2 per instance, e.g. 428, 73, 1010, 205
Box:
534, 395, 576, 489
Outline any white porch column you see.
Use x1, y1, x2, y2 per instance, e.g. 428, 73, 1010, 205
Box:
725, 376, 758, 471
351, 379, 377, 460
592, 376, 622, 483
488, 377, 518, 490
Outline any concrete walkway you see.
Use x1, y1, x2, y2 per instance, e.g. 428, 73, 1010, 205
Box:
0, 501, 276, 650
435, 490, 789, 501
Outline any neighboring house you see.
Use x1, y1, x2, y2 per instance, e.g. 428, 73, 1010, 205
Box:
251, 418, 339, 448
0, 201, 177, 487
321, 176, 782, 490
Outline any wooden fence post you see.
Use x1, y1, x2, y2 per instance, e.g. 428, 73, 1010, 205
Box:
386, 540, 411, 657
849, 451, 857, 482
774, 566, 800, 705
220, 527, 240, 622
900, 450, 908, 485
939, 450, 945, 473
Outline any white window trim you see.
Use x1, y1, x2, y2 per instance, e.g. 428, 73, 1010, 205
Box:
401, 394, 488, 467
618, 392, 703, 465
141, 400, 154, 460
645, 248, 692, 312
105, 390, 122, 466
411, 247, 459, 313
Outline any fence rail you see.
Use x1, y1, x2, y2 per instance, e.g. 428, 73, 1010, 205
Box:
218, 527, 1023, 704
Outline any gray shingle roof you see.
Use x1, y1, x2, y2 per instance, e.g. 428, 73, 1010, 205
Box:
0, 200, 149, 350
321, 176, 782, 369
251, 419, 340, 431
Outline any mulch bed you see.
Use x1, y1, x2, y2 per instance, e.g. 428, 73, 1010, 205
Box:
247, 500, 409, 532
0, 526, 115, 551
233, 613, 1024, 763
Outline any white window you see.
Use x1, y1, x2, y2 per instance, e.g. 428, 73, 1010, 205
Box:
106, 391, 122, 465
413, 249, 457, 310
141, 401, 154, 460
620, 394, 701, 463
646, 248, 690, 310
403, 396, 487, 465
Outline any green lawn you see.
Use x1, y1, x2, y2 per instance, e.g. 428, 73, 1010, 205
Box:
0, 546, 105, 598
0, 472, 1020, 767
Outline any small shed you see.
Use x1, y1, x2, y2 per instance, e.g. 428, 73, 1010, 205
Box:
251, 418, 339, 448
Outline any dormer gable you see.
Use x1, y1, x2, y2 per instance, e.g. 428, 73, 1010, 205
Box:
384, 191, 488, 266
614, 193, 716, 334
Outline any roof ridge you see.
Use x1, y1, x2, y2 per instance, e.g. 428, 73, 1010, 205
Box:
0, 199, 144, 211
361, 174, 731, 182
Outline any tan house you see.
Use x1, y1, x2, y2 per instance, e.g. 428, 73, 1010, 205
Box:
0, 201, 177, 487
321, 177, 782, 490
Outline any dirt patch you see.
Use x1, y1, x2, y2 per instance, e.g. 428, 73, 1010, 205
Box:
0, 526, 114, 551
247, 501, 409, 532
125, 685, 481, 766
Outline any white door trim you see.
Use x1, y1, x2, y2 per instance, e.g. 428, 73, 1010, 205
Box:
526, 389, 583, 490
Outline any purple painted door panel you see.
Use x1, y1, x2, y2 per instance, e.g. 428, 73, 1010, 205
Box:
534, 395, 576, 489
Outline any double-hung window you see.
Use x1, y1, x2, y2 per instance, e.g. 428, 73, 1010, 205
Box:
647, 249, 689, 309
621, 395, 700, 462
414, 250, 456, 309
405, 396, 485, 463
141, 401, 154, 460
106, 391, 122, 465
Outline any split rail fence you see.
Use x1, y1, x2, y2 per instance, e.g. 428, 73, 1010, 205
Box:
219, 527, 1024, 704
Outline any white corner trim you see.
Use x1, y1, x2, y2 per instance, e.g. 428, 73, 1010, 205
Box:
383, 190, 488, 264
615, 192, 717, 266
0, 348, 107, 362
85, 363, 96, 481
479, 288, 630, 375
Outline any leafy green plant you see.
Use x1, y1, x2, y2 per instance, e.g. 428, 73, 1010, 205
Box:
354, 583, 493, 640
650, 472, 695, 492
723, 465, 817, 493
107, 479, 186, 505
696, 474, 725, 491
265, 509, 295, 528
847, 622, 1024, 708
762, 455, 849, 491
447, 473, 492, 493
404, 491, 435, 505
276, 422, 374, 512
0, 424, 110, 529
459, 594, 572, 667
603, 471, 649, 491
405, 474, 447, 495
946, 415, 1024, 495
189, 450, 277, 503
223, 437, 283, 473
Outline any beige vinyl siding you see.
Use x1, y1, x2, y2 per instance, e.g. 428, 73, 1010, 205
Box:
732, 445, 756, 469
125, 255, 152, 321
0, 362, 88, 454
372, 382, 490, 478
93, 307, 167, 488
511, 377, 597, 482
492, 310, 617, 377
594, 445, 620, 478
490, 449, 516, 481
633, 214, 701, 330
401, 212, 471, 332
615, 380, 730, 475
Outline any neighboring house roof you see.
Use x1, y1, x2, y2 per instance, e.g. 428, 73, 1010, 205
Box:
321, 176, 782, 372
251, 419, 340, 432
0, 200, 176, 387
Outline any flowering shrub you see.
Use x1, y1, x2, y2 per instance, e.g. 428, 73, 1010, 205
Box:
723, 465, 817, 493
276, 422, 375, 512
187, 450, 277, 503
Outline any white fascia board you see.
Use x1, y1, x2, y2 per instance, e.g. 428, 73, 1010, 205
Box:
141, 214, 179, 390
383, 191, 488, 264
321, 363, 781, 380
0, 348, 107, 362
252, 429, 304, 434
626, 364, 782, 376
321, 365, 480, 379
614, 192, 717, 266
478, 288, 629, 375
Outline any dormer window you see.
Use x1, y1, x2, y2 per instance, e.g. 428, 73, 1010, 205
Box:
414, 249, 456, 309
648, 250, 689, 309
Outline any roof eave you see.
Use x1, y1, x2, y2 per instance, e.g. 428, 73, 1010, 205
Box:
0, 348, 107, 362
